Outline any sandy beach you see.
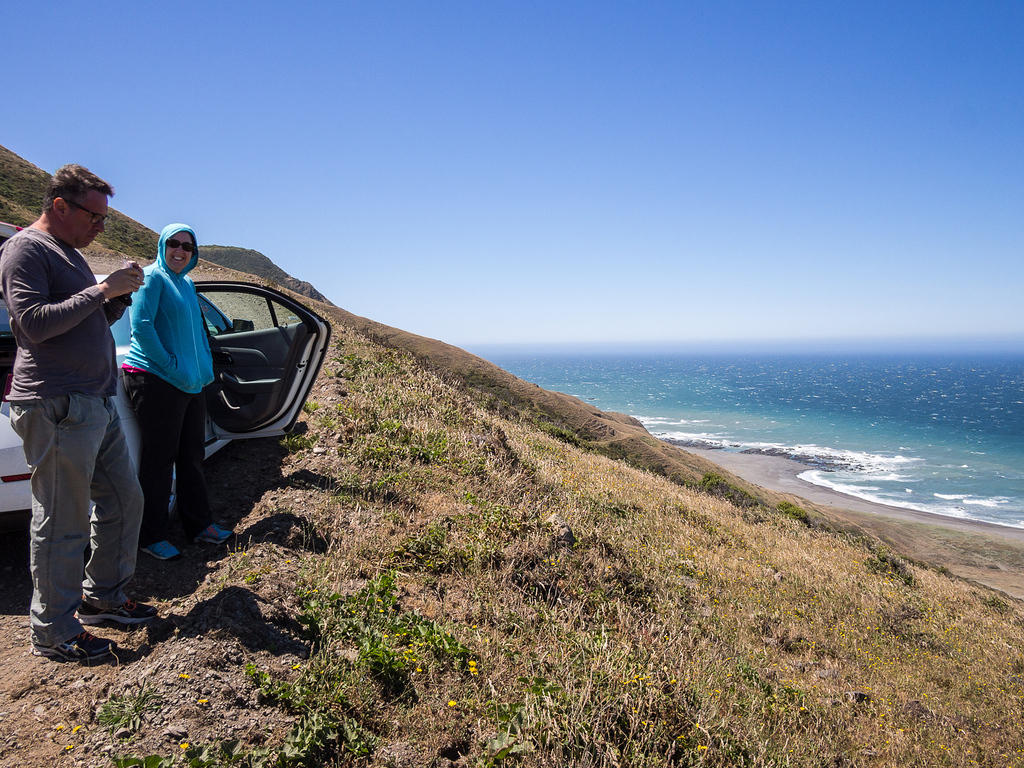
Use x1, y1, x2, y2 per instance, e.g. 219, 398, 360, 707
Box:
685, 446, 1024, 541
682, 445, 1024, 597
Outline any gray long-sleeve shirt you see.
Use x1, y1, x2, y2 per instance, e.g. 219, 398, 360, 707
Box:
0, 228, 125, 401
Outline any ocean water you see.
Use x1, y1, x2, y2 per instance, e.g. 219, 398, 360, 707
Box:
472, 349, 1024, 528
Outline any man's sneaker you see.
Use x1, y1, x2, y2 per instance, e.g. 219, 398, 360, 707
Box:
32, 631, 115, 662
194, 523, 233, 544
141, 540, 181, 560
78, 599, 158, 625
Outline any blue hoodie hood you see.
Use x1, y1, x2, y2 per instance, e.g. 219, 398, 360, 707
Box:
123, 222, 214, 394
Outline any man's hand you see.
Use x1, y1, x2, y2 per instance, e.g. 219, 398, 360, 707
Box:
98, 262, 144, 299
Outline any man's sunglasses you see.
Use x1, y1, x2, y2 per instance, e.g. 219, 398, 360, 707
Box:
65, 198, 108, 225
166, 238, 195, 253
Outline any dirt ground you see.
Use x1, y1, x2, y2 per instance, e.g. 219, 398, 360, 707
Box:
0, 424, 330, 768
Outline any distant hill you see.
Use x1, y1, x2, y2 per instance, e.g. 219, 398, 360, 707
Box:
200, 245, 333, 305
0, 144, 332, 305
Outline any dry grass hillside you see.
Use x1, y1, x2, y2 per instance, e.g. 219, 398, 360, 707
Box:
325, 308, 1024, 601
4, 284, 1010, 767
276, 314, 1024, 768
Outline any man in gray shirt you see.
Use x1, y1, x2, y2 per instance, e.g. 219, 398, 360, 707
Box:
0, 164, 156, 662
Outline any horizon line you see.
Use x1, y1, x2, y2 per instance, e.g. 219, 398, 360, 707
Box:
462, 334, 1024, 353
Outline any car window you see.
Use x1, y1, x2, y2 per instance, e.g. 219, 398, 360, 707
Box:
270, 300, 302, 327
199, 295, 232, 336
198, 290, 305, 335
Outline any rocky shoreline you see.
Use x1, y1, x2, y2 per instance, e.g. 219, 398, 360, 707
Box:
661, 437, 862, 473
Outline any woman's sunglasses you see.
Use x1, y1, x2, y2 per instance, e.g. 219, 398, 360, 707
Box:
166, 238, 195, 253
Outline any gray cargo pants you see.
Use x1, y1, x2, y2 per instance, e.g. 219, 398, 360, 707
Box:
10, 394, 143, 646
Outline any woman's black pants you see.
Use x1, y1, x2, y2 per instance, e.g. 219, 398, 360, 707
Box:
122, 370, 212, 547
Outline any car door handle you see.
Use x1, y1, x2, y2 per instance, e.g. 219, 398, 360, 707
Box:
219, 371, 281, 393
212, 351, 233, 365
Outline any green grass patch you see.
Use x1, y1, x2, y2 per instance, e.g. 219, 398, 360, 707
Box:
357, 419, 450, 469
98, 683, 163, 736
536, 420, 584, 448
281, 433, 316, 453
776, 500, 810, 525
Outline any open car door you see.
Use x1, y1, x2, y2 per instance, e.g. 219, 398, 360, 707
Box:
195, 282, 330, 439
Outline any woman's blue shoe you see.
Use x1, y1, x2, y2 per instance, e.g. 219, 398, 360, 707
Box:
141, 540, 181, 560
194, 523, 233, 544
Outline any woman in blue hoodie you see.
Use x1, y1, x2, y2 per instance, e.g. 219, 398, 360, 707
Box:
122, 223, 232, 560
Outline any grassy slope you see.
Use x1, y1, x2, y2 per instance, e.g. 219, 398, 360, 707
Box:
325, 307, 1024, 599
203, 314, 1024, 767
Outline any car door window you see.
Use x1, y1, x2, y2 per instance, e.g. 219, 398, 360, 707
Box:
202, 292, 307, 337
269, 300, 302, 327
211, 292, 276, 333
199, 295, 232, 336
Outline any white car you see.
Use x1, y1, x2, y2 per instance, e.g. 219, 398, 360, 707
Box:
0, 224, 331, 529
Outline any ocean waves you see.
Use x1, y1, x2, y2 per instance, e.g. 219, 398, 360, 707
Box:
646, 421, 1024, 528
648, 424, 921, 477
480, 350, 1024, 529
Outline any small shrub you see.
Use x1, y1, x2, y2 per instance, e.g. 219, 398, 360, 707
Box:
339, 352, 368, 378
982, 593, 1010, 613
359, 420, 450, 468
776, 500, 810, 525
699, 472, 760, 508
865, 551, 917, 587
537, 420, 583, 448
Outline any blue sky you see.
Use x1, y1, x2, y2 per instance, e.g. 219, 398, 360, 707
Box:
4, 1, 1022, 346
